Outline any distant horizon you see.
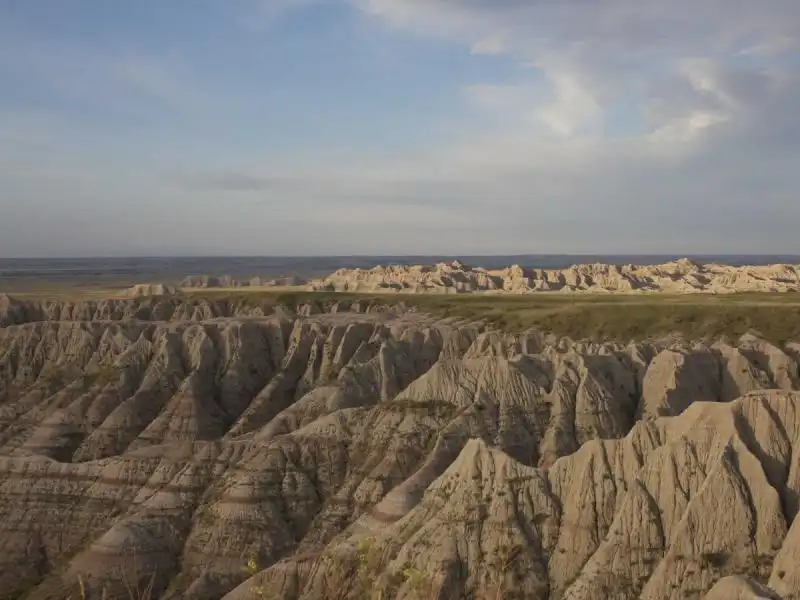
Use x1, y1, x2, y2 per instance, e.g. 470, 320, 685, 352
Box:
4, 252, 800, 261
4, 253, 800, 291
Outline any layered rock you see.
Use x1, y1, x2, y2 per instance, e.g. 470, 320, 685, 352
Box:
0, 299, 797, 599
180, 275, 306, 288
310, 258, 800, 294
118, 283, 179, 298
0, 295, 398, 328
236, 392, 800, 600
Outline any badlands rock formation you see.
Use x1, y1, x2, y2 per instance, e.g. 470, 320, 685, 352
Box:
119, 283, 179, 298
181, 275, 305, 288
0, 295, 798, 599
310, 258, 800, 294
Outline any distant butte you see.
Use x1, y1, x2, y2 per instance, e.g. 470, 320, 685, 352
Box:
307, 258, 800, 294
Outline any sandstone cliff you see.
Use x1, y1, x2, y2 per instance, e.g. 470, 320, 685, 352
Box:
309, 258, 800, 294
0, 296, 796, 599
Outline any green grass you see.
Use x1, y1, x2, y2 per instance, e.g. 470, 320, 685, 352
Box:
417, 296, 800, 342
184, 290, 800, 344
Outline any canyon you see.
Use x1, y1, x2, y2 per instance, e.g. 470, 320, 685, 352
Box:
0, 293, 798, 599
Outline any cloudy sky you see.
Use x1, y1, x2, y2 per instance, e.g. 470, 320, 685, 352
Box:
1, 0, 799, 257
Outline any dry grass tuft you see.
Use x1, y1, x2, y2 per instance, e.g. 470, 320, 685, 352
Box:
187, 290, 800, 344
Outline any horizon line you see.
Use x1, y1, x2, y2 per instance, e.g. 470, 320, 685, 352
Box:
4, 252, 800, 261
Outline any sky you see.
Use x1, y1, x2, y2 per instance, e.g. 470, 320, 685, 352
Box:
1, 0, 799, 257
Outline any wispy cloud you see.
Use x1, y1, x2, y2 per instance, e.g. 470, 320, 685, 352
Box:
470, 33, 508, 56
351, 0, 800, 143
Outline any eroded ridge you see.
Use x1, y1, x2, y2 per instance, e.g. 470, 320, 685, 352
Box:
309, 258, 800, 294
0, 299, 797, 599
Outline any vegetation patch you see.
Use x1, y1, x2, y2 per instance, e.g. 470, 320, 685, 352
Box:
184, 290, 800, 344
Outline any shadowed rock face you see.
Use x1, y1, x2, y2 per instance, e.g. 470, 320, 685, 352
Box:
0, 298, 797, 599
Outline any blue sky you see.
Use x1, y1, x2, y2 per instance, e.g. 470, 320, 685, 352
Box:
1, 0, 799, 257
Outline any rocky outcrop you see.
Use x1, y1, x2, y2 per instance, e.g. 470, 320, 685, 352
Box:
310, 258, 800, 294
0, 300, 797, 599
180, 275, 243, 288
704, 576, 784, 600
118, 283, 179, 298
180, 275, 306, 288
237, 393, 799, 600
0, 295, 400, 328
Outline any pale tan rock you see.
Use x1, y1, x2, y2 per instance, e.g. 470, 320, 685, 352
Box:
704, 576, 783, 600
309, 259, 800, 294
639, 347, 722, 418
237, 392, 800, 600
118, 283, 179, 298
179, 274, 307, 288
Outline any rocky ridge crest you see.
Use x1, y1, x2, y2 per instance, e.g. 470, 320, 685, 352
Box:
309, 258, 800, 294
180, 275, 306, 288
119, 283, 180, 298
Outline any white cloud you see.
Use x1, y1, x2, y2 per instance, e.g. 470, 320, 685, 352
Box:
530, 67, 602, 137
471, 33, 508, 55
351, 0, 800, 143
649, 110, 730, 146
738, 35, 797, 57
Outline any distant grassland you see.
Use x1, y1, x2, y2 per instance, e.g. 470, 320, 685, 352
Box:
184, 289, 800, 344
7, 285, 800, 344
